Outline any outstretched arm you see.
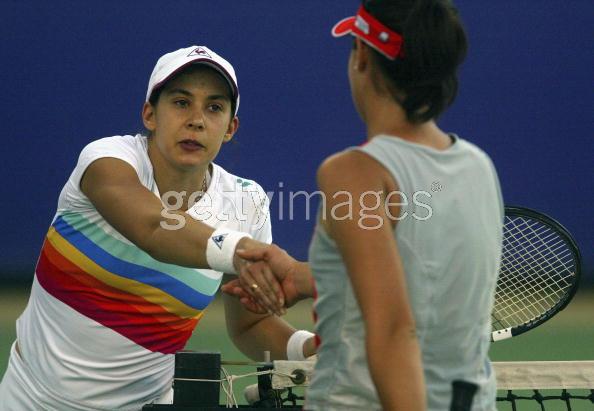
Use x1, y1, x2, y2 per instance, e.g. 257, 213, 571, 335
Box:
222, 275, 316, 361
81, 157, 262, 269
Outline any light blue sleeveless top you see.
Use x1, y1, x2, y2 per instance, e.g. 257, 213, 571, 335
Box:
306, 135, 503, 411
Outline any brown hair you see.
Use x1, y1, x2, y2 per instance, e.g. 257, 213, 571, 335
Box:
363, 0, 468, 123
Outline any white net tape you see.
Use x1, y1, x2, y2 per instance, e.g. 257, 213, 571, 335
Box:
494, 361, 594, 390
172, 360, 594, 408
271, 360, 594, 390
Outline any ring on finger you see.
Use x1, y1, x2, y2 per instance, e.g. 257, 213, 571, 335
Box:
250, 283, 259, 291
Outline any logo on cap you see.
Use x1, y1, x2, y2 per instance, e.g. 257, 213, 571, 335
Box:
355, 15, 370, 35
188, 47, 211, 58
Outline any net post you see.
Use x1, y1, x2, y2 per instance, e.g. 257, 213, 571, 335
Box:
172, 350, 221, 406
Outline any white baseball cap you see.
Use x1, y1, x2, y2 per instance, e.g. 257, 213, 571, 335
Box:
146, 45, 240, 115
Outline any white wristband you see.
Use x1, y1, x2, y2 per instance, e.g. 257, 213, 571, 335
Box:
206, 228, 252, 274
286, 330, 315, 361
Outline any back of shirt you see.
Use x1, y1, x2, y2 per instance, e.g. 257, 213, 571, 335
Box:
307, 134, 503, 411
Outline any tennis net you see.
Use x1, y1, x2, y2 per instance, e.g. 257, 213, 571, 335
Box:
494, 361, 594, 411
272, 360, 594, 410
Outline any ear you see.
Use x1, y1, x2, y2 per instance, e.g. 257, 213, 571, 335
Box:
223, 116, 239, 143
353, 37, 369, 72
142, 102, 157, 132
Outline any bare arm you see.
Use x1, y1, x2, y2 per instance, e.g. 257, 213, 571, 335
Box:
317, 151, 426, 411
222, 275, 309, 360
80, 157, 258, 268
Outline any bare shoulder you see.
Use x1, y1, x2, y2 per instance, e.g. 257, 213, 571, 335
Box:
81, 157, 141, 197
317, 150, 393, 192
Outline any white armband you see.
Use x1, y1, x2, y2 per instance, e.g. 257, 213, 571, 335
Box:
286, 330, 315, 361
206, 228, 252, 274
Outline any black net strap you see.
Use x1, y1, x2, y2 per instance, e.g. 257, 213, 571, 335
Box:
497, 389, 594, 411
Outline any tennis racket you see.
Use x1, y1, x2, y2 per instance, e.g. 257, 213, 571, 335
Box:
491, 206, 582, 342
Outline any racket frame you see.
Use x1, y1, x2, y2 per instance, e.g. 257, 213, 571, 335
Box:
491, 206, 582, 342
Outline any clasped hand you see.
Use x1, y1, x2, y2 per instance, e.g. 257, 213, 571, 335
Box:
224, 244, 303, 316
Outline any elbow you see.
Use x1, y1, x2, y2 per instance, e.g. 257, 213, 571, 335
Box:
227, 316, 267, 344
365, 318, 420, 366
226, 319, 246, 344
141, 243, 164, 263
391, 322, 418, 342
386, 322, 418, 341
391, 315, 418, 338
367, 315, 418, 342
134, 223, 167, 262
225, 318, 260, 359
135, 232, 158, 259
228, 330, 242, 348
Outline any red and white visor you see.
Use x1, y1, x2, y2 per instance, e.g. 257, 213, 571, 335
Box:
331, 6, 404, 60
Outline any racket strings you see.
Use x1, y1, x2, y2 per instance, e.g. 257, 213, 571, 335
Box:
503, 219, 572, 278
497, 252, 569, 315
496, 270, 565, 318
504, 232, 571, 275
503, 221, 574, 280
496, 233, 571, 324
500, 218, 571, 282
495, 225, 573, 326
499, 237, 572, 303
492, 215, 576, 330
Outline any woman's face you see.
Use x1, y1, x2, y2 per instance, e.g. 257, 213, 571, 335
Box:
143, 66, 238, 173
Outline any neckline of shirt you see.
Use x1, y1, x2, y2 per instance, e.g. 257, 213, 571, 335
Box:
371, 133, 462, 155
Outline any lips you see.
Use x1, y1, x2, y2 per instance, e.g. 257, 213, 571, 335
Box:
179, 139, 206, 152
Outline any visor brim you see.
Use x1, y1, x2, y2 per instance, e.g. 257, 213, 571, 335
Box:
331, 16, 356, 37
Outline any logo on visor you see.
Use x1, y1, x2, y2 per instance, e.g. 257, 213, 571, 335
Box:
355, 15, 370, 34
187, 47, 211, 58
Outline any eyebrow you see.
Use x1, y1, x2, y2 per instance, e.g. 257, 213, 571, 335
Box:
164, 88, 193, 97
165, 88, 230, 102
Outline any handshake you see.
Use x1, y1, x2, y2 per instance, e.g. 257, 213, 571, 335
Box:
225, 239, 314, 317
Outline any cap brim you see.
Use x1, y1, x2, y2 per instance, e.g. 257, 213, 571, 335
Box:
150, 58, 238, 100
194, 60, 238, 97
331, 16, 355, 38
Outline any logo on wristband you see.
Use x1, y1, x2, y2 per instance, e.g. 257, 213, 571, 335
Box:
211, 233, 228, 250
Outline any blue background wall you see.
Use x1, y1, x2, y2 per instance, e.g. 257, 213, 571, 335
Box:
0, 1, 592, 283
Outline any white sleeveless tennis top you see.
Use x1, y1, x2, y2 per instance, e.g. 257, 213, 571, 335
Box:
306, 134, 503, 411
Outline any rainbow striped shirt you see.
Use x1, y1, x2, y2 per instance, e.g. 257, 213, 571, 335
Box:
37, 210, 217, 354
15, 135, 272, 410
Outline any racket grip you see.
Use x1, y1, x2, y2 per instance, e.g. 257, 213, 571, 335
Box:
449, 380, 478, 411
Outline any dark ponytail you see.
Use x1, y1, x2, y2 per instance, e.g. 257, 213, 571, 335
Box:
364, 0, 467, 123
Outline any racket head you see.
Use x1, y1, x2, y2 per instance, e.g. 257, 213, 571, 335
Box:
491, 206, 581, 342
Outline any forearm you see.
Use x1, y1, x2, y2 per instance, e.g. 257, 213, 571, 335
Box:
145, 214, 261, 271
142, 212, 213, 267
224, 290, 297, 360
367, 327, 426, 411
81, 159, 258, 272
230, 314, 297, 361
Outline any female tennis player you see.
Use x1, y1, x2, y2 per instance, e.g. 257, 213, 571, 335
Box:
224, 1, 504, 410
0, 45, 312, 410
